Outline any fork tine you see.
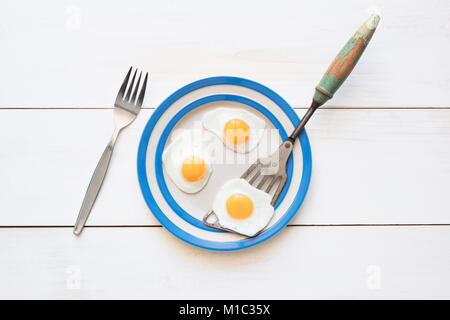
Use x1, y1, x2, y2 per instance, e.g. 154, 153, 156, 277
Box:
136, 72, 148, 107
130, 72, 142, 104
116, 67, 132, 101
125, 69, 137, 101
271, 176, 287, 205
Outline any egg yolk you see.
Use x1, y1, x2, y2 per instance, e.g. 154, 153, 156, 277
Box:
224, 119, 250, 145
181, 156, 206, 182
226, 193, 254, 219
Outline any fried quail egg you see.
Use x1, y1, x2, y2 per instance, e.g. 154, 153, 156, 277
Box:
211, 178, 274, 237
162, 129, 213, 194
202, 108, 266, 153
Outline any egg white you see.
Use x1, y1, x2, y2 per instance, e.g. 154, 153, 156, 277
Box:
202, 108, 266, 153
212, 178, 274, 237
162, 129, 213, 194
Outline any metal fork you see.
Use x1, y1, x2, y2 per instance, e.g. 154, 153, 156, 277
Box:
203, 14, 380, 236
74, 67, 148, 235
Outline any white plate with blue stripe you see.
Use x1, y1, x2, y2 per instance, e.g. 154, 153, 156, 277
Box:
137, 76, 312, 250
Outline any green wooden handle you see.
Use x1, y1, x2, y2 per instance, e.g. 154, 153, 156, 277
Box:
313, 14, 380, 106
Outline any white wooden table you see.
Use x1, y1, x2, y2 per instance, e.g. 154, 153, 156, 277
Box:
1, 0, 449, 299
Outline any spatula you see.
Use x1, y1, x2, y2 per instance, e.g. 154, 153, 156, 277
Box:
204, 14, 380, 235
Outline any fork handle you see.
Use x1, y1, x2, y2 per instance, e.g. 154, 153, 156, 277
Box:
289, 14, 380, 141
73, 129, 120, 235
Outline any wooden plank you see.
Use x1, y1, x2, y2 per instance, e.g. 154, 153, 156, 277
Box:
1, 108, 449, 226
0, 0, 449, 108
0, 226, 449, 299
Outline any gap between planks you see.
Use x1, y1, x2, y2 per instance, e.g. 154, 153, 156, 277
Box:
0, 224, 449, 229
1, 106, 450, 110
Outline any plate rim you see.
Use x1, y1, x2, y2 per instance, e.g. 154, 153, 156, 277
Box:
155, 93, 294, 232
137, 76, 312, 251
